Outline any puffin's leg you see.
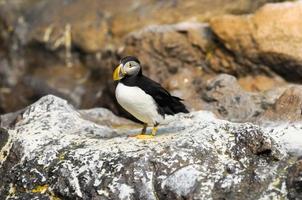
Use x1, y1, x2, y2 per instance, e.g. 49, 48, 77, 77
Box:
132, 123, 159, 139
141, 123, 148, 134
151, 123, 159, 136
128, 123, 154, 139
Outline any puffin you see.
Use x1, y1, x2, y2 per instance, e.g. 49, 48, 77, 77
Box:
113, 56, 189, 139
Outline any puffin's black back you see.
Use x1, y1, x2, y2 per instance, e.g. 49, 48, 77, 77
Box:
121, 74, 189, 116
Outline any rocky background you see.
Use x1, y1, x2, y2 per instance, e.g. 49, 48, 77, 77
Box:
0, 0, 302, 199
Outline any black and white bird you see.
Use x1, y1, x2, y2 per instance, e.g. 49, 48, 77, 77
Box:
113, 56, 189, 139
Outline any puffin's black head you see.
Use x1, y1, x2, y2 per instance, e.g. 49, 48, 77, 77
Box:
113, 56, 142, 81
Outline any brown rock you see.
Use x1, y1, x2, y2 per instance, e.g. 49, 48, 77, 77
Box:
121, 22, 281, 112
0, 0, 278, 53
260, 86, 302, 122
238, 75, 285, 92
122, 21, 260, 78
0, 49, 119, 114
210, 1, 302, 82
0, 0, 112, 52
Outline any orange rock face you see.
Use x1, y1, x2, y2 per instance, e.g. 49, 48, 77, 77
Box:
211, 2, 302, 82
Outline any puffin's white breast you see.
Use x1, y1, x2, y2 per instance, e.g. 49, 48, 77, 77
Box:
115, 83, 163, 125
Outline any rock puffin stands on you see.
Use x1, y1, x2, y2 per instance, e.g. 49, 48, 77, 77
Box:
0, 95, 301, 199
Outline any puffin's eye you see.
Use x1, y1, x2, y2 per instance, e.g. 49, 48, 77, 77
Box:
129, 63, 132, 68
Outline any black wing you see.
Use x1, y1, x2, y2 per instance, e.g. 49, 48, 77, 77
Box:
134, 75, 189, 116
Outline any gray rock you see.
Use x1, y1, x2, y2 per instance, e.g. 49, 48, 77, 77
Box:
202, 74, 285, 122
0, 95, 301, 199
79, 108, 136, 128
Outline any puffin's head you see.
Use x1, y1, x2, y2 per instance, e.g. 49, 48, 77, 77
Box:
113, 56, 141, 81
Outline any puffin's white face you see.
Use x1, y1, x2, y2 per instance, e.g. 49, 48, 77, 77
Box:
113, 59, 141, 81
122, 61, 141, 76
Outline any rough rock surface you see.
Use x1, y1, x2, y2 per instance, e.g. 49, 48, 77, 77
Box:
211, 1, 302, 82
0, 95, 301, 200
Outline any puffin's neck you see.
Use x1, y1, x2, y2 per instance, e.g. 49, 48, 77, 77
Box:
120, 74, 142, 86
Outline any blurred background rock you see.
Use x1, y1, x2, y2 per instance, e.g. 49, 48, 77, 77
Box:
0, 0, 301, 122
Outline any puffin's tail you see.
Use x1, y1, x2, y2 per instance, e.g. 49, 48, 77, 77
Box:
169, 96, 189, 114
